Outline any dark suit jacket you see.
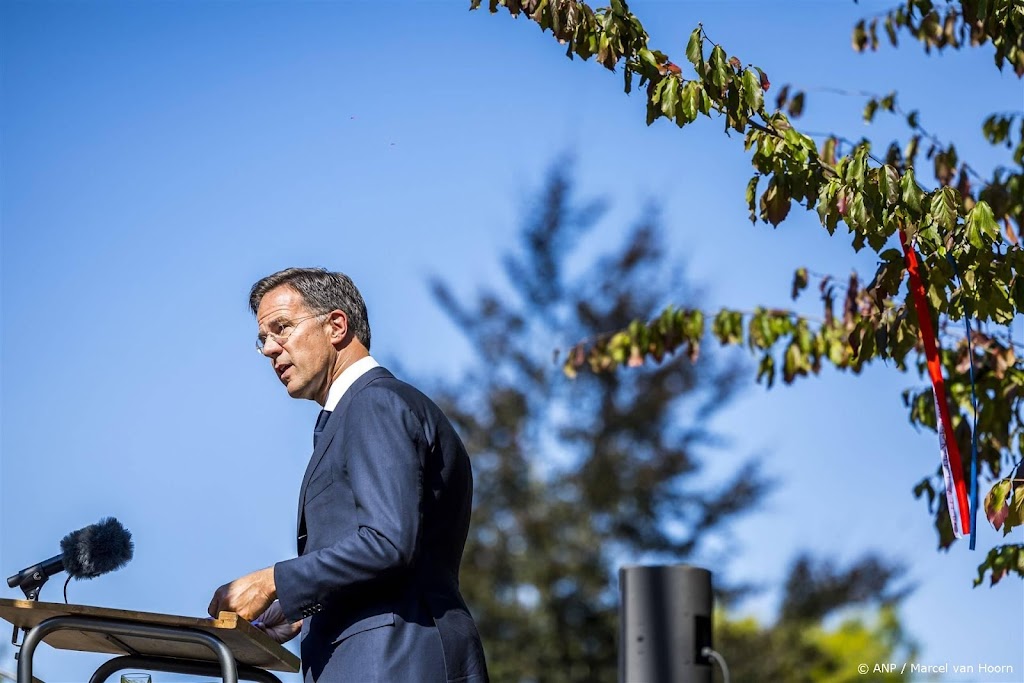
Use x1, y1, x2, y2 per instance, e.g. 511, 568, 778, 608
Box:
275, 366, 489, 683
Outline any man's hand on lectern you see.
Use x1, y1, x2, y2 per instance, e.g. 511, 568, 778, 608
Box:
252, 601, 303, 644
208, 566, 276, 621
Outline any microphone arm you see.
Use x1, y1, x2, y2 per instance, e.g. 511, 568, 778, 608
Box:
6, 554, 64, 600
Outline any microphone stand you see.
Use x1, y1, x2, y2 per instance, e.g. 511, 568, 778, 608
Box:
6, 556, 62, 649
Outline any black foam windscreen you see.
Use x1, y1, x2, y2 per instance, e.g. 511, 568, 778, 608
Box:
60, 517, 134, 579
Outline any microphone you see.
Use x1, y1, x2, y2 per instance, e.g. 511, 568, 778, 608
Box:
6, 517, 134, 600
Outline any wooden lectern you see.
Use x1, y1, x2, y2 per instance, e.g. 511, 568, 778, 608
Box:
0, 598, 300, 683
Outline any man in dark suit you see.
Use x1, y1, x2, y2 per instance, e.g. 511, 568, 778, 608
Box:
209, 267, 489, 683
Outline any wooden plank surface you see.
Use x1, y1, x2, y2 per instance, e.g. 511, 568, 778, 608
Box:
0, 599, 299, 673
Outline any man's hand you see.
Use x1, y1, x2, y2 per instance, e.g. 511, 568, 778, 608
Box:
208, 566, 276, 622
252, 601, 303, 644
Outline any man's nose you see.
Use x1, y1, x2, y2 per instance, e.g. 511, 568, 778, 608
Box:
262, 336, 285, 357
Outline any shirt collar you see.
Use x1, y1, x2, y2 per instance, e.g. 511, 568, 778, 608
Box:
324, 356, 380, 412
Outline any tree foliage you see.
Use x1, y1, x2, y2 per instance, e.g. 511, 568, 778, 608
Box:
429, 167, 915, 681
716, 554, 916, 682
470, 0, 1024, 585
430, 166, 771, 682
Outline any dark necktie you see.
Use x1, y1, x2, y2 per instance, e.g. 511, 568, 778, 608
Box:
314, 409, 331, 448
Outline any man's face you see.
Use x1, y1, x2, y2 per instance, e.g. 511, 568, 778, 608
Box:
256, 285, 336, 403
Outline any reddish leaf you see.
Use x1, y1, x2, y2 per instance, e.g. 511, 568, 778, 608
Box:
774, 84, 790, 111
686, 340, 700, 362
820, 137, 838, 166
761, 181, 791, 226
836, 190, 848, 216
991, 566, 1008, 585
956, 165, 972, 198
843, 273, 859, 326
728, 55, 741, 69
985, 479, 1012, 530
787, 91, 805, 118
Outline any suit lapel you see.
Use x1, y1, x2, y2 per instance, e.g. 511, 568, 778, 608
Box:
295, 366, 394, 552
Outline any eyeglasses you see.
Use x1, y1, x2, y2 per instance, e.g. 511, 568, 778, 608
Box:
256, 313, 326, 354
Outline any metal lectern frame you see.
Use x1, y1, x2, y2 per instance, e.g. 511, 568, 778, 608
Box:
16, 614, 283, 683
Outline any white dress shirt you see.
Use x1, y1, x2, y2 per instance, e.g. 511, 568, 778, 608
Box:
323, 356, 380, 412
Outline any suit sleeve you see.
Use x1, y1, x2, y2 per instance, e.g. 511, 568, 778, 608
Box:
274, 386, 425, 621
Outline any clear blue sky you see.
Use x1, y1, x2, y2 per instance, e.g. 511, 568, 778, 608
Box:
2, 1, 1021, 681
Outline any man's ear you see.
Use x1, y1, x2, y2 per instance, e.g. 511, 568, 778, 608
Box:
326, 310, 349, 345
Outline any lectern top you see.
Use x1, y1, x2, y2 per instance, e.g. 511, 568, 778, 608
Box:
0, 598, 300, 673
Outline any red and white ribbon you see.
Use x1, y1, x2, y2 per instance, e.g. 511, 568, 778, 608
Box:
899, 230, 971, 537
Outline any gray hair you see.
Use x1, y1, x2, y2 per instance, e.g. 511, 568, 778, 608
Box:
249, 268, 372, 351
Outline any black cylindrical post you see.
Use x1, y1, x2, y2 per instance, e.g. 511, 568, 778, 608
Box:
619, 564, 713, 683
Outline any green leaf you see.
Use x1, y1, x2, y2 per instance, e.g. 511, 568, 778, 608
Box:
900, 168, 924, 214
913, 477, 936, 511
748, 309, 771, 349
965, 200, 999, 249
756, 354, 775, 388
1012, 274, 1024, 311
974, 545, 1024, 586
904, 135, 921, 166
746, 175, 759, 224
638, 48, 658, 70
989, 281, 1014, 324
708, 45, 729, 91
846, 148, 866, 187
741, 68, 763, 112
977, 0, 990, 22
817, 180, 840, 234
683, 309, 705, 341
725, 79, 745, 133
660, 77, 680, 119
698, 88, 712, 116
851, 233, 866, 253
847, 191, 869, 231
827, 336, 847, 365
884, 16, 899, 45
679, 81, 700, 124
791, 267, 809, 300
852, 19, 868, 52
796, 320, 812, 354
712, 309, 743, 345
878, 165, 900, 207
647, 79, 667, 125
1005, 487, 1024, 533
926, 281, 944, 314
685, 27, 703, 68
863, 98, 879, 123
929, 186, 958, 233
782, 341, 809, 383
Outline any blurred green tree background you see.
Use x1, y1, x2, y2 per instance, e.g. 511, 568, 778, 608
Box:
426, 166, 916, 682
